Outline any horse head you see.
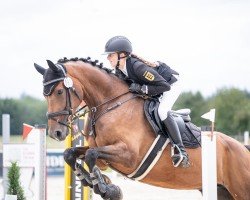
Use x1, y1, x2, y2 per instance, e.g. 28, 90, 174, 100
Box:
34, 60, 84, 141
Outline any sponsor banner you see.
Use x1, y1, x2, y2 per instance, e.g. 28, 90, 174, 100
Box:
46, 149, 64, 176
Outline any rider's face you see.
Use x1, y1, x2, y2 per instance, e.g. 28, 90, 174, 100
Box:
107, 53, 118, 68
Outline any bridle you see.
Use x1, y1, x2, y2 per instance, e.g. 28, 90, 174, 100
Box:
43, 62, 86, 129
45, 77, 86, 129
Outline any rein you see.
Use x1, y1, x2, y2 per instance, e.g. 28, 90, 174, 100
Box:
90, 92, 140, 137
91, 91, 130, 112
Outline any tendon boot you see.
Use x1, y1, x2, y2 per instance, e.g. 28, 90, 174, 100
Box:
163, 111, 190, 168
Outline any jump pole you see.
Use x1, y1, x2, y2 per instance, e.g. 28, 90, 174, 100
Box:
34, 124, 47, 200
244, 131, 249, 145
201, 109, 217, 200
2, 114, 10, 196
64, 114, 92, 200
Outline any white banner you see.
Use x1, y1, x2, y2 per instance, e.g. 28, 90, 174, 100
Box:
3, 144, 35, 167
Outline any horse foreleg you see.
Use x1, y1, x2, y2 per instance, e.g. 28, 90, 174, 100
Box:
64, 147, 93, 187
85, 143, 130, 200
64, 146, 111, 188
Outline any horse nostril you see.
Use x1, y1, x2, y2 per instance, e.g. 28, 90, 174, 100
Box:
55, 130, 62, 139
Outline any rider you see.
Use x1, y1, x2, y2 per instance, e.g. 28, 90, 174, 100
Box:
103, 36, 190, 168
105, 36, 189, 167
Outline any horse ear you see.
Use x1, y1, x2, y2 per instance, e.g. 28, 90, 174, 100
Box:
47, 60, 60, 72
34, 63, 46, 75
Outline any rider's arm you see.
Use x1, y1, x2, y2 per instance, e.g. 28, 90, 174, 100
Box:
133, 63, 171, 96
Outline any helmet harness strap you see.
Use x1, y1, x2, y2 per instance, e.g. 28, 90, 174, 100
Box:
115, 52, 129, 68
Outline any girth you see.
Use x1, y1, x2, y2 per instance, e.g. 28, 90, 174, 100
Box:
127, 135, 170, 181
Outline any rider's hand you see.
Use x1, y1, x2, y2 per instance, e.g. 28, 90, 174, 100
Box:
129, 83, 148, 95
129, 83, 141, 93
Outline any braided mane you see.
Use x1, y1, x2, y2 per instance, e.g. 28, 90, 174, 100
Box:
57, 57, 114, 74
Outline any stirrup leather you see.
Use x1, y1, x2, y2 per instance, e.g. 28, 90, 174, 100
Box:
171, 144, 184, 167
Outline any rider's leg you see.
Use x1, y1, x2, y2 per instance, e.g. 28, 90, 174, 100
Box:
163, 111, 190, 167
158, 77, 182, 120
158, 80, 190, 168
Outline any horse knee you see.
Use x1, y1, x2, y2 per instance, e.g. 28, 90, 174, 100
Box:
85, 148, 99, 169
63, 148, 77, 168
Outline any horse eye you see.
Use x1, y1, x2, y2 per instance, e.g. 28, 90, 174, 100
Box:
57, 89, 64, 95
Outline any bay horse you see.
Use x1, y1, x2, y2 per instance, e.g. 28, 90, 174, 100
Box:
34, 58, 250, 200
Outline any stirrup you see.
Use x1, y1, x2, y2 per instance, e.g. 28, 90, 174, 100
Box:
171, 145, 183, 167
171, 144, 191, 168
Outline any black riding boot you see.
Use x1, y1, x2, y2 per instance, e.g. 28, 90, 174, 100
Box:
163, 111, 190, 168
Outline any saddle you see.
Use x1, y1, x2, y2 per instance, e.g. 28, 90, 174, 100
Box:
144, 98, 201, 148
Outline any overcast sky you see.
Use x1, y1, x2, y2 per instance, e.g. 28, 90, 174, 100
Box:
0, 0, 249, 99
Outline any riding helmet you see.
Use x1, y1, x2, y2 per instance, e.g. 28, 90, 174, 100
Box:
104, 36, 132, 54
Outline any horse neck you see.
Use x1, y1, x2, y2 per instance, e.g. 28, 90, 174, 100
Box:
67, 63, 127, 107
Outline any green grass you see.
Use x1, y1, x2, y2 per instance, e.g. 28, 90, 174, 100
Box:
0, 135, 65, 149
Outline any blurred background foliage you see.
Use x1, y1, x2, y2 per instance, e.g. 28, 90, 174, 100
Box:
0, 87, 250, 136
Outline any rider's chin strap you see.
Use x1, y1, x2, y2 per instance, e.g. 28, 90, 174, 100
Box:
115, 52, 129, 69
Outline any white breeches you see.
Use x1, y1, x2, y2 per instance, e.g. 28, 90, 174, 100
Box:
158, 79, 182, 121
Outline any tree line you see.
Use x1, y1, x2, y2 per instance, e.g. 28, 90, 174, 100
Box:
0, 87, 250, 136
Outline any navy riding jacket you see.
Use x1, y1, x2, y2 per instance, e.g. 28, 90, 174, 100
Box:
115, 56, 178, 96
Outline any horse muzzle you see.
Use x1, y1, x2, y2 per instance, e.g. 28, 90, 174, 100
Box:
48, 125, 68, 141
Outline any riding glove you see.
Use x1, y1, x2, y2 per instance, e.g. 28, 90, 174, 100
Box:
129, 83, 148, 95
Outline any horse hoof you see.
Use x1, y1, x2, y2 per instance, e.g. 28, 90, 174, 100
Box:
81, 179, 93, 188
102, 184, 123, 200
102, 174, 112, 184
